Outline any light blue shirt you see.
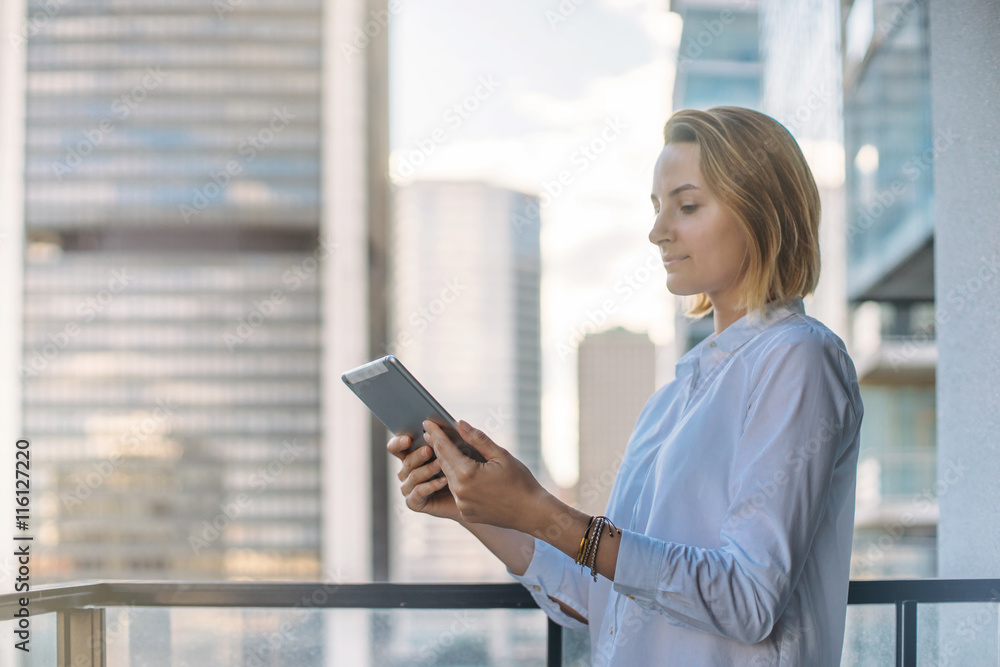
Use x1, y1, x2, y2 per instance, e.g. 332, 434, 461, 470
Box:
509, 297, 864, 666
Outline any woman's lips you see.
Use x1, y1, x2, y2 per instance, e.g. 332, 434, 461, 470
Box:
663, 256, 688, 268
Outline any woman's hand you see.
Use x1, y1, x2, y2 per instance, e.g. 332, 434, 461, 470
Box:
422, 419, 550, 532
404, 420, 610, 583
387, 434, 461, 522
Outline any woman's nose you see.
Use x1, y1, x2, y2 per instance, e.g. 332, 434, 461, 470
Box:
649, 212, 670, 246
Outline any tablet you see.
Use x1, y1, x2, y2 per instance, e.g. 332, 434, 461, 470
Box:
341, 356, 488, 476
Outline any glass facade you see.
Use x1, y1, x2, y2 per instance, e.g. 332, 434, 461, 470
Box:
672, 2, 761, 111
24, 0, 321, 229
842, 0, 939, 583
24, 252, 322, 581
22, 0, 324, 582
844, 0, 934, 301
851, 384, 937, 579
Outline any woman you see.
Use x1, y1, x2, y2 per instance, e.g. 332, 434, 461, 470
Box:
388, 106, 863, 666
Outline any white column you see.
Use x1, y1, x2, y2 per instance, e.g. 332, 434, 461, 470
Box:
0, 1, 27, 665
930, 0, 1000, 664
322, 0, 373, 664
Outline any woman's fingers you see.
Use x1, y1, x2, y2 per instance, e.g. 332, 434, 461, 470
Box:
387, 432, 460, 520
400, 456, 443, 497
410, 475, 450, 508
396, 442, 435, 482
386, 434, 412, 460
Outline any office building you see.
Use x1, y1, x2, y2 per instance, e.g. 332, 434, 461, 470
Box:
3, 0, 389, 663
17, 0, 326, 584
5, 0, 389, 594
669, 0, 762, 113
576, 328, 657, 517
840, 0, 937, 580
387, 179, 545, 583
378, 178, 547, 664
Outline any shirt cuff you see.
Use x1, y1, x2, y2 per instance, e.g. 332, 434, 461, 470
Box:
506, 536, 590, 631
611, 528, 672, 613
612, 529, 723, 637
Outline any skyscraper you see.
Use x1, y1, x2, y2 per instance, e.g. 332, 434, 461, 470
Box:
576, 327, 656, 517
5, 0, 388, 593
839, 0, 938, 580
374, 178, 549, 663
670, 0, 761, 113
18, 0, 326, 583
388, 179, 545, 583
3, 0, 388, 663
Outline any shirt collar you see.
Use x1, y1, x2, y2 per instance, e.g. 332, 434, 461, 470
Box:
676, 297, 805, 373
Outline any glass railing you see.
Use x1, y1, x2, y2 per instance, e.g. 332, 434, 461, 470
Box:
0, 579, 997, 666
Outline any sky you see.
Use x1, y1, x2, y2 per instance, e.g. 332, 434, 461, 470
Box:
389, 0, 684, 487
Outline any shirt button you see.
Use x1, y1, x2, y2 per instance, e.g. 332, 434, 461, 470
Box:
532, 585, 541, 591
609, 625, 614, 634
709, 341, 716, 347
626, 594, 634, 600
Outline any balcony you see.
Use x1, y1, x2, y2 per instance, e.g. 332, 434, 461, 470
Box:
1, 580, 997, 666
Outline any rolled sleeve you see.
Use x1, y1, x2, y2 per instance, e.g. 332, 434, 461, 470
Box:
612, 528, 782, 643
611, 330, 861, 644
506, 536, 590, 631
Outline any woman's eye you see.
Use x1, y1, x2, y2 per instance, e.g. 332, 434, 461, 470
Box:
680, 205, 698, 214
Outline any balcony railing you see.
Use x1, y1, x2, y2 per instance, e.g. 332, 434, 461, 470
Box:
1, 579, 997, 666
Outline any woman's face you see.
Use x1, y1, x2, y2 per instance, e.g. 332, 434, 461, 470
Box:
648, 141, 750, 307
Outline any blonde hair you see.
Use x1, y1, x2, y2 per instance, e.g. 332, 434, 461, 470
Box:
662, 106, 821, 327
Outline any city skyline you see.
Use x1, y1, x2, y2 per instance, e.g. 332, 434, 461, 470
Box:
389, 0, 681, 488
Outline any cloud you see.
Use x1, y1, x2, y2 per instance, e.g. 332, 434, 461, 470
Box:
598, 0, 684, 48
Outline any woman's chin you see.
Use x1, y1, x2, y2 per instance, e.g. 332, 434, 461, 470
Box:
664, 279, 695, 297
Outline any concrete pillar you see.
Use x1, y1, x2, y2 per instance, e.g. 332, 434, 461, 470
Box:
0, 3, 26, 667
322, 0, 376, 663
929, 0, 1000, 663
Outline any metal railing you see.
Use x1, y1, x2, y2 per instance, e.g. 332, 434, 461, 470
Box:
1, 579, 997, 666
847, 579, 1000, 667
